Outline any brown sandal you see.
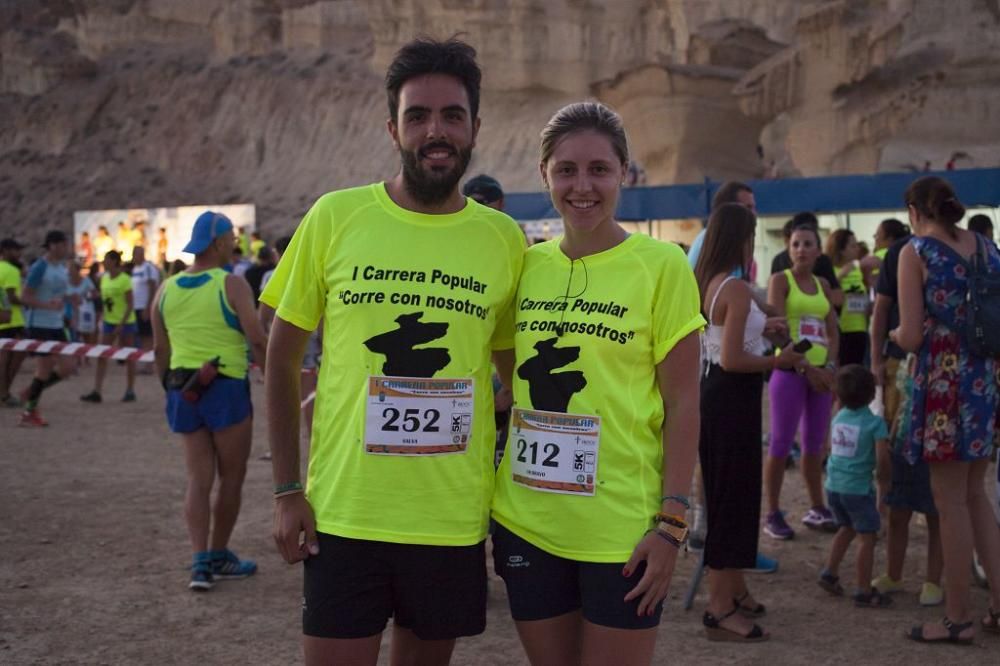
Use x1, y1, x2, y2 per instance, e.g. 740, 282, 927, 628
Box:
983, 608, 1000, 635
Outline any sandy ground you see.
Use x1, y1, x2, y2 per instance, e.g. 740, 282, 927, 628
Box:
2, 363, 999, 665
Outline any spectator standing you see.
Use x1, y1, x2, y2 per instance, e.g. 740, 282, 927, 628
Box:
0, 238, 27, 406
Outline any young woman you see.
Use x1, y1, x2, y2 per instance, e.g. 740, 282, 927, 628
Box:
825, 229, 872, 366
892, 176, 1000, 644
491, 102, 704, 666
765, 227, 840, 539
694, 203, 804, 642
80, 250, 137, 403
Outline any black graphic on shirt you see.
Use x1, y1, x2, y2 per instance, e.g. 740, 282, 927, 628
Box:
517, 337, 587, 413
363, 311, 450, 377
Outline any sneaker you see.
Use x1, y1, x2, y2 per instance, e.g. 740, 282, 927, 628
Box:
121, 389, 136, 403
919, 581, 944, 607
743, 552, 779, 574
80, 390, 102, 403
871, 573, 904, 594
802, 506, 837, 532
210, 549, 257, 580
764, 511, 795, 540
1, 394, 20, 408
18, 410, 48, 427
189, 565, 214, 592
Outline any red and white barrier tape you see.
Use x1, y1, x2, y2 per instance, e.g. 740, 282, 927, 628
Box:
0, 337, 153, 362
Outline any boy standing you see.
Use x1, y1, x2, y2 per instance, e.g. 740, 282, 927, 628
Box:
817, 365, 892, 608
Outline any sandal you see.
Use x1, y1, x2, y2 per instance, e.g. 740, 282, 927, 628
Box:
853, 587, 893, 609
982, 608, 1000, 635
817, 571, 844, 596
734, 590, 766, 618
703, 606, 769, 643
907, 617, 975, 645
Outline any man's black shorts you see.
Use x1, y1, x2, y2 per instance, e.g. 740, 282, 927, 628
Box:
0, 326, 24, 339
303, 532, 487, 640
492, 522, 663, 630
134, 309, 153, 338
25, 327, 67, 355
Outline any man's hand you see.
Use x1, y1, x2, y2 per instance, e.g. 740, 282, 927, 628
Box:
273, 493, 319, 564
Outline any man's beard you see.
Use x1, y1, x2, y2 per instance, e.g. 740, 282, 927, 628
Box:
399, 141, 473, 207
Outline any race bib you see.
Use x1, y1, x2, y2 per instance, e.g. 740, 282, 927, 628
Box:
798, 316, 827, 345
78, 301, 96, 334
509, 407, 600, 496
831, 422, 860, 458
846, 293, 868, 314
364, 376, 474, 455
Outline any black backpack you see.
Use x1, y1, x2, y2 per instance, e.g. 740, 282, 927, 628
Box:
965, 234, 1000, 358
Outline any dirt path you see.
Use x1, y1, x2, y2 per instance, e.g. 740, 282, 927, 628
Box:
2, 367, 997, 664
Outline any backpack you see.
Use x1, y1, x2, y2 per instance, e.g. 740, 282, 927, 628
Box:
965, 234, 1000, 358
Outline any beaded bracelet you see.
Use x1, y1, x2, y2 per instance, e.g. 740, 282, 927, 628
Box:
660, 494, 690, 509
655, 512, 688, 528
274, 488, 305, 499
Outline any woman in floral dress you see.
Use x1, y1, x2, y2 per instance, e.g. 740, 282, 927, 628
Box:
893, 176, 1000, 644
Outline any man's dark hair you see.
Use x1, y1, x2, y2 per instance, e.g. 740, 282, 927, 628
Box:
836, 364, 876, 410
878, 218, 909, 241
385, 37, 482, 123
711, 181, 752, 210
969, 214, 994, 235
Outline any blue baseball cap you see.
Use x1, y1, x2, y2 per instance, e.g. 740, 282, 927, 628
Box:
183, 211, 234, 255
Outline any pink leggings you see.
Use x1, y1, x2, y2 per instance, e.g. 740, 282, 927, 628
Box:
768, 369, 833, 458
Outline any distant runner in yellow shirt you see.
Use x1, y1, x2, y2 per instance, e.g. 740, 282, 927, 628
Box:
261, 38, 523, 666
490, 102, 704, 666
81, 250, 137, 403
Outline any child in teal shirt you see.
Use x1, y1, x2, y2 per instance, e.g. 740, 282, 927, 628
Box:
818, 365, 891, 608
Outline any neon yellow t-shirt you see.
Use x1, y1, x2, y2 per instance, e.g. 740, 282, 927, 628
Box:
100, 272, 136, 325
0, 260, 24, 330
490, 234, 705, 562
839, 263, 868, 334
260, 183, 525, 546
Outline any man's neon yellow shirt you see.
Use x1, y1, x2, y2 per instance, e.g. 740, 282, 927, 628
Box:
0, 260, 24, 330
260, 183, 525, 546
491, 234, 705, 562
100, 272, 135, 325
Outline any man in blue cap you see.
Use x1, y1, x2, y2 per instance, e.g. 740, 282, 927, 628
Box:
150, 211, 269, 591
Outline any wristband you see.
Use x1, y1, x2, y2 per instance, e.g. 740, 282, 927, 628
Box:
655, 512, 688, 528
645, 528, 681, 549
274, 481, 303, 495
660, 494, 690, 509
274, 488, 304, 499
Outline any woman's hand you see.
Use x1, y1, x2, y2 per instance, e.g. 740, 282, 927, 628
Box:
774, 344, 805, 371
804, 365, 834, 393
762, 317, 789, 344
622, 530, 680, 617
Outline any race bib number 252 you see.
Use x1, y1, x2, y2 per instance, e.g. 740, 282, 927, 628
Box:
365, 376, 474, 455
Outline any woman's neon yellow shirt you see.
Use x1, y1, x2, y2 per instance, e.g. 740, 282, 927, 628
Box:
260, 183, 525, 546
491, 234, 705, 562
100, 272, 136, 325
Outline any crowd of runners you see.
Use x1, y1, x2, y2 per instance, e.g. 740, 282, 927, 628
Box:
3, 36, 1000, 665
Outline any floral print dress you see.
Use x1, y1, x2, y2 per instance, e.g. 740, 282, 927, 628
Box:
905, 235, 1000, 463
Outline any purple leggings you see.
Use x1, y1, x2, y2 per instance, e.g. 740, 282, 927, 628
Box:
768, 369, 833, 458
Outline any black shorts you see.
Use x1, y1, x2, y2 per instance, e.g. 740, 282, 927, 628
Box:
25, 327, 67, 355
134, 309, 153, 337
492, 522, 662, 630
303, 532, 487, 640
0, 326, 24, 340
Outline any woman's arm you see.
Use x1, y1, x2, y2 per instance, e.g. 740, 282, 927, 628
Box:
766, 272, 788, 318
892, 244, 925, 352
719, 280, 802, 373
820, 277, 840, 364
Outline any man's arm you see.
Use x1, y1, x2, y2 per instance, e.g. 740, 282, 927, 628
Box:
869, 294, 892, 385
149, 283, 170, 380
225, 274, 267, 372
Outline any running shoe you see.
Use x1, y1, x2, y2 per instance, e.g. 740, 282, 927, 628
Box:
210, 549, 257, 580
871, 573, 904, 594
1, 394, 20, 408
80, 390, 102, 403
764, 511, 794, 540
189, 565, 214, 592
121, 389, 136, 403
802, 506, 837, 532
920, 582, 944, 607
18, 410, 48, 427
743, 552, 779, 574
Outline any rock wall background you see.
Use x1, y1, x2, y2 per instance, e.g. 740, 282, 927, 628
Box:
1, 0, 998, 240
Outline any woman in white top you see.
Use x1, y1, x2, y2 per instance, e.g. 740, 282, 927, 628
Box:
693, 203, 804, 641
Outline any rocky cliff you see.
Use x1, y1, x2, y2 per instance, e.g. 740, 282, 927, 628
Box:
0, 0, 997, 242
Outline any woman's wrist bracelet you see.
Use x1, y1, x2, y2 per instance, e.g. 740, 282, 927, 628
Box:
645, 528, 681, 549
274, 488, 304, 499
660, 494, 690, 509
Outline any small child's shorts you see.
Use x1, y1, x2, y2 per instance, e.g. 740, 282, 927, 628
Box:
827, 490, 880, 534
